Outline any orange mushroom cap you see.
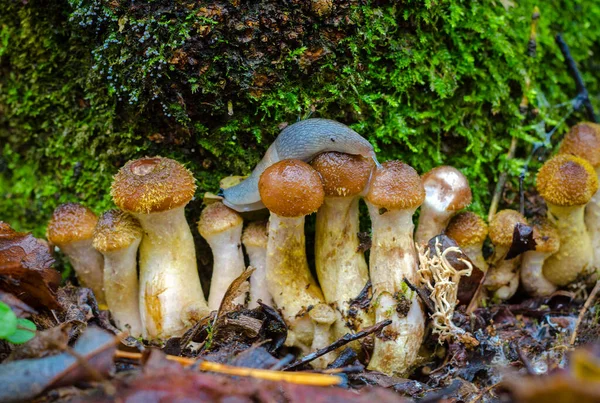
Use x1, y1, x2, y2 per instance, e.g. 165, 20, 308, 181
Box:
310, 152, 374, 197
530, 217, 560, 254
559, 122, 600, 167
197, 202, 243, 237
92, 210, 143, 253
242, 221, 268, 248
536, 154, 598, 207
365, 161, 425, 210
489, 209, 527, 247
111, 157, 196, 214
47, 203, 98, 246
258, 159, 325, 217
445, 211, 488, 247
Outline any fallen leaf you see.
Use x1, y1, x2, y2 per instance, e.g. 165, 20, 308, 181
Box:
505, 222, 536, 260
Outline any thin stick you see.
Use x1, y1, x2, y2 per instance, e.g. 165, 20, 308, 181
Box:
488, 136, 518, 223
284, 319, 392, 370
570, 279, 600, 345
467, 382, 501, 403
113, 350, 342, 386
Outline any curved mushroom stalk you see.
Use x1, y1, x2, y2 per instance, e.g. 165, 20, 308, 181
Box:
242, 221, 273, 308
309, 303, 337, 369
367, 204, 424, 376
445, 212, 488, 273
60, 240, 105, 299
198, 202, 246, 311
521, 252, 558, 297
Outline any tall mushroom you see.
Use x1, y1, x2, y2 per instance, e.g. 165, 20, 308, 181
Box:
484, 209, 527, 301
92, 210, 144, 337
111, 156, 208, 340
242, 221, 273, 308
365, 160, 426, 376
558, 122, 600, 274
415, 166, 472, 245
520, 217, 560, 297
198, 201, 246, 311
47, 203, 105, 305
258, 159, 336, 368
310, 152, 374, 339
536, 154, 598, 286
445, 212, 489, 272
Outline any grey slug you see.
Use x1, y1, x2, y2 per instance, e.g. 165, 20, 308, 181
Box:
222, 118, 378, 212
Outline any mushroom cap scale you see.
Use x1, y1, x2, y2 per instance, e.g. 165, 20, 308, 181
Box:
365, 161, 425, 209
47, 203, 98, 246
530, 217, 560, 254
559, 122, 600, 167
489, 209, 527, 247
197, 202, 243, 236
92, 210, 143, 253
111, 157, 196, 214
536, 154, 598, 207
310, 152, 374, 197
421, 166, 472, 212
242, 221, 268, 248
258, 159, 325, 217
445, 211, 488, 246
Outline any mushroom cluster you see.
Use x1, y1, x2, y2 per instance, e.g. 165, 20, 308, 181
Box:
43, 118, 600, 377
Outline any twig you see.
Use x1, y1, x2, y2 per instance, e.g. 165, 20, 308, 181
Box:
488, 136, 518, 222
570, 279, 600, 345
404, 277, 434, 313
467, 382, 501, 403
284, 319, 392, 370
515, 340, 535, 375
555, 33, 597, 122
113, 350, 342, 386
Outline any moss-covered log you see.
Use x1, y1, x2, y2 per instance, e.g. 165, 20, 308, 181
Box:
1, 0, 600, 236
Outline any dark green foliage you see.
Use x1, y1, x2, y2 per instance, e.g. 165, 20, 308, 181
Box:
1, 0, 599, 236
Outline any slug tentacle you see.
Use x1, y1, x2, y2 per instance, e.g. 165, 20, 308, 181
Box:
222, 118, 376, 212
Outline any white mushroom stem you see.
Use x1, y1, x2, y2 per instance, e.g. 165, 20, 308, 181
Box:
134, 207, 208, 339
462, 244, 488, 273
415, 210, 454, 246
60, 240, 105, 304
205, 225, 246, 311
315, 196, 372, 338
244, 240, 272, 309
520, 250, 558, 297
101, 238, 144, 337
266, 213, 333, 367
366, 204, 424, 376
484, 245, 521, 301
545, 204, 593, 286
308, 303, 337, 369
585, 168, 600, 275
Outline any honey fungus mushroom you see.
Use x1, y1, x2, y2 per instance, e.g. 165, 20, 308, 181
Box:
520, 217, 560, 297
445, 212, 489, 272
92, 210, 144, 337
47, 203, 105, 305
258, 159, 336, 369
484, 209, 527, 301
558, 122, 600, 275
242, 221, 273, 308
111, 156, 209, 340
365, 160, 426, 376
310, 152, 374, 340
536, 154, 598, 286
415, 166, 472, 245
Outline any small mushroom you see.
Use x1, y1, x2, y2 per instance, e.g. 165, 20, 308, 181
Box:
484, 209, 527, 301
111, 156, 209, 340
47, 203, 105, 305
520, 217, 560, 297
241, 221, 273, 308
415, 166, 472, 246
536, 154, 598, 286
365, 161, 426, 376
310, 152, 374, 339
258, 159, 336, 368
445, 212, 489, 272
198, 202, 246, 311
92, 210, 144, 337
558, 122, 600, 275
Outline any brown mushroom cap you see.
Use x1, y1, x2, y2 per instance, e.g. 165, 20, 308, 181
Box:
111, 157, 196, 214
445, 212, 488, 246
530, 217, 560, 254
92, 210, 143, 253
310, 152, 374, 197
536, 154, 598, 207
365, 161, 425, 209
559, 122, 600, 167
258, 159, 325, 217
242, 221, 268, 248
422, 166, 472, 211
197, 202, 243, 237
489, 209, 527, 247
47, 203, 98, 246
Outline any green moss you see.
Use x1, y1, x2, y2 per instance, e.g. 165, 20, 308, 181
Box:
1, 0, 600, 237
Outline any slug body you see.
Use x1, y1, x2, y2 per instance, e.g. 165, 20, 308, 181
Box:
222, 118, 377, 212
